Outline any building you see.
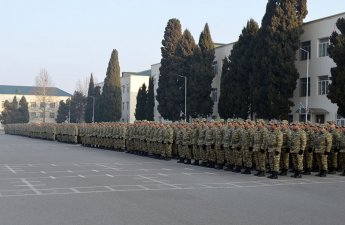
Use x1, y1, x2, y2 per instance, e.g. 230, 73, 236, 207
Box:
0, 85, 71, 128
150, 12, 345, 124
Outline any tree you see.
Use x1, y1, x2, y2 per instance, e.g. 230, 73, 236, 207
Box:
100, 49, 122, 122
18, 96, 30, 123
70, 91, 86, 123
93, 86, 102, 122
188, 23, 215, 118
33, 69, 55, 123
218, 19, 259, 119
156, 18, 183, 121
327, 18, 345, 117
135, 83, 148, 120
85, 74, 95, 123
56, 100, 69, 123
145, 77, 155, 121
252, 0, 307, 120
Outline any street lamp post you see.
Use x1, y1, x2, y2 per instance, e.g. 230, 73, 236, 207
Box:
90, 96, 95, 123
178, 75, 187, 122
300, 47, 309, 122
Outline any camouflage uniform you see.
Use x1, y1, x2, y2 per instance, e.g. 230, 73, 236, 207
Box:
253, 120, 268, 177
214, 122, 225, 169
314, 125, 332, 177
290, 123, 307, 178
266, 121, 283, 179
328, 124, 341, 173
241, 124, 254, 174
303, 124, 316, 174
205, 124, 216, 168
231, 123, 242, 173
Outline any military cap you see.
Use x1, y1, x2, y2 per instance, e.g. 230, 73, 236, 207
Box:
256, 119, 265, 124
281, 120, 289, 125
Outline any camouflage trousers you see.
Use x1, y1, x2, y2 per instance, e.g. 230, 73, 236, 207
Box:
172, 143, 178, 158
268, 151, 281, 172
304, 148, 314, 169
206, 145, 216, 162
199, 145, 207, 162
177, 144, 184, 158
161, 143, 172, 158
316, 153, 328, 171
184, 145, 193, 160
233, 147, 243, 166
215, 145, 225, 165
257, 150, 266, 171
291, 153, 304, 171
224, 147, 234, 165
328, 150, 338, 169
243, 150, 254, 168
280, 148, 290, 170
193, 145, 200, 160
338, 152, 345, 171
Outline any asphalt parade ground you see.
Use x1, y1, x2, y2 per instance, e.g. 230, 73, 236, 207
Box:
0, 133, 345, 225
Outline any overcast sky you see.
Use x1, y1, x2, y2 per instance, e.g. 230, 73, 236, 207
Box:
1, 0, 344, 94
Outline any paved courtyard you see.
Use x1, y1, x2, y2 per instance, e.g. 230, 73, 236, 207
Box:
0, 133, 345, 225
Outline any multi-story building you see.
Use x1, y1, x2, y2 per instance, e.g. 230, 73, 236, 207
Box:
151, 12, 345, 124
0, 85, 71, 128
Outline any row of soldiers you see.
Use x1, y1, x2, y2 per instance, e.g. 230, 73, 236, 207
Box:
4, 120, 345, 179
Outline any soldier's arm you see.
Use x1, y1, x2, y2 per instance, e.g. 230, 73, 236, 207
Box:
326, 133, 332, 153
276, 131, 283, 153
300, 131, 307, 153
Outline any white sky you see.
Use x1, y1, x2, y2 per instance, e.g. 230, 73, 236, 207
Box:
1, 0, 344, 93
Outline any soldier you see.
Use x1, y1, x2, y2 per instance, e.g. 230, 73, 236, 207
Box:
176, 124, 185, 163
314, 124, 332, 177
266, 120, 283, 179
191, 120, 200, 165
303, 122, 317, 175
198, 120, 207, 166
241, 120, 254, 174
338, 127, 345, 176
215, 120, 225, 169
223, 119, 233, 171
279, 120, 292, 176
253, 119, 268, 177
290, 122, 307, 178
231, 121, 243, 173
327, 122, 341, 174
205, 122, 216, 168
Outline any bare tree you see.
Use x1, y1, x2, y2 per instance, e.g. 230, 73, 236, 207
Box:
76, 75, 99, 96
33, 69, 55, 123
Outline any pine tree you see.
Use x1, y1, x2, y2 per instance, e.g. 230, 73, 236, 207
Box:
218, 19, 259, 119
188, 23, 215, 118
327, 18, 345, 117
157, 18, 183, 121
145, 77, 155, 121
135, 83, 147, 121
0, 100, 13, 124
56, 100, 69, 123
70, 91, 86, 123
252, 0, 307, 120
100, 49, 122, 122
85, 74, 95, 123
93, 86, 102, 122
18, 96, 29, 123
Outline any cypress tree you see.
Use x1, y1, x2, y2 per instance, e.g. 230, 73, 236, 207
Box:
218, 19, 259, 119
188, 23, 215, 118
100, 49, 122, 122
93, 86, 102, 122
85, 73, 95, 123
252, 0, 307, 120
156, 18, 183, 121
70, 91, 86, 123
56, 100, 69, 123
18, 96, 30, 123
0, 100, 13, 124
145, 77, 155, 121
135, 83, 147, 121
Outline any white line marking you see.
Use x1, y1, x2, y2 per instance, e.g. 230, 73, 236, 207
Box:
157, 173, 168, 176
106, 174, 114, 178
5, 165, 17, 174
105, 186, 115, 191
70, 188, 81, 193
78, 175, 86, 178
92, 170, 99, 172
137, 175, 181, 189
137, 185, 150, 190
182, 173, 191, 175
67, 170, 73, 173
20, 178, 41, 195
51, 164, 57, 166
40, 171, 46, 174
50, 176, 56, 179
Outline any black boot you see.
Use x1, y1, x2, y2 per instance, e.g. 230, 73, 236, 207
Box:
215, 164, 223, 170
257, 171, 266, 177
192, 160, 199, 166
224, 165, 233, 171
233, 166, 241, 173
316, 170, 327, 177
278, 169, 287, 176
200, 161, 208, 167
340, 171, 345, 176
291, 170, 302, 178
241, 167, 251, 174
177, 158, 184, 163
303, 168, 311, 175
268, 171, 278, 179
328, 168, 337, 174
184, 159, 191, 164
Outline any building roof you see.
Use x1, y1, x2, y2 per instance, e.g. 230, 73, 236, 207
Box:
303, 12, 345, 26
0, 85, 71, 97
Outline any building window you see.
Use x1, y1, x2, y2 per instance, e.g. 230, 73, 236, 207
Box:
31, 102, 37, 108
122, 102, 125, 110
126, 101, 129, 110
127, 84, 129, 93
319, 38, 329, 57
300, 77, 310, 97
40, 112, 44, 118
211, 88, 218, 102
49, 102, 55, 108
318, 76, 329, 95
1, 101, 4, 109
40, 102, 45, 108
288, 115, 293, 123
122, 85, 125, 94
300, 41, 311, 60
299, 114, 310, 122
212, 61, 218, 75
49, 113, 55, 118
30, 112, 36, 118
315, 114, 325, 124
337, 115, 345, 126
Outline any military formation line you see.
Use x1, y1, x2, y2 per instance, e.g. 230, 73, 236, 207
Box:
4, 119, 345, 179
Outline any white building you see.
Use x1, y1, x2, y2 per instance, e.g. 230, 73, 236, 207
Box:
150, 12, 345, 124
0, 85, 71, 128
